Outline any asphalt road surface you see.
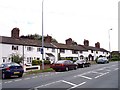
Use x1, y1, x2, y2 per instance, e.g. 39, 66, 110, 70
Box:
1, 61, 119, 90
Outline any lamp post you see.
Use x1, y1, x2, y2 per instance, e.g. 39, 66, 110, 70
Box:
108, 28, 112, 59
41, 0, 44, 70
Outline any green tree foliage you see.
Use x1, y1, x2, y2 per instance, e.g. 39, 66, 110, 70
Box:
11, 54, 23, 64
20, 34, 58, 43
32, 60, 42, 66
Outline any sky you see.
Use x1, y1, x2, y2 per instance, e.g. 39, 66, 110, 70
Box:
0, 0, 119, 51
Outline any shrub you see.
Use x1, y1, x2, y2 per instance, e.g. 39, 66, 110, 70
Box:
44, 60, 51, 65
32, 60, 42, 66
11, 54, 23, 64
111, 55, 120, 61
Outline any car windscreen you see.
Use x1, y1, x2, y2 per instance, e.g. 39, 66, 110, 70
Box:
4, 63, 20, 67
56, 60, 65, 64
0, 64, 4, 68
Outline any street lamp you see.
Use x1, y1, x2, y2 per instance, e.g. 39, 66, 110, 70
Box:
108, 28, 112, 59
41, 0, 44, 70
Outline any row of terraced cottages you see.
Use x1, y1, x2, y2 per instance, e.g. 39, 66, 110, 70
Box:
0, 28, 109, 65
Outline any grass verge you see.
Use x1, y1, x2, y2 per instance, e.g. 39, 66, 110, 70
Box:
24, 68, 54, 76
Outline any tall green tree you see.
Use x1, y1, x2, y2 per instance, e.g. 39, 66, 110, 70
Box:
20, 34, 58, 43
11, 54, 23, 64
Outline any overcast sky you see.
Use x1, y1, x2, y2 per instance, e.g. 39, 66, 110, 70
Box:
0, 0, 119, 51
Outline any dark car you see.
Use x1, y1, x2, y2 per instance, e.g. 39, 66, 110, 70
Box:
97, 57, 109, 64
0, 63, 24, 79
50, 60, 78, 72
74, 59, 91, 68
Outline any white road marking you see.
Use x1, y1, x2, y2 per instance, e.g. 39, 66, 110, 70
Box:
112, 65, 116, 67
4, 82, 8, 84
7, 81, 13, 83
91, 71, 103, 75
62, 80, 76, 86
114, 68, 119, 71
14, 79, 22, 82
79, 75, 92, 80
95, 72, 109, 79
35, 80, 62, 88
74, 71, 91, 78
67, 82, 86, 90
105, 70, 111, 72
24, 78, 30, 80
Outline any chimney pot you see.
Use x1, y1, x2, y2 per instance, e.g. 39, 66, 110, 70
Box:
84, 39, 89, 46
44, 35, 52, 43
65, 38, 73, 45
11, 27, 20, 38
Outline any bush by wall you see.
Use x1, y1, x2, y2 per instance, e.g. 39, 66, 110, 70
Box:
44, 60, 51, 65
32, 60, 42, 66
111, 55, 120, 61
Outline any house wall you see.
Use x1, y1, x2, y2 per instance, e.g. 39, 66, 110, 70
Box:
44, 48, 58, 63
0, 43, 58, 65
60, 49, 78, 58
0, 44, 2, 64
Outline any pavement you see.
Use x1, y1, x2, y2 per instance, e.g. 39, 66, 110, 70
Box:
1, 61, 119, 90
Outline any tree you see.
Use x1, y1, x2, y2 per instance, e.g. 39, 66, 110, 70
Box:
11, 54, 23, 64
20, 34, 58, 43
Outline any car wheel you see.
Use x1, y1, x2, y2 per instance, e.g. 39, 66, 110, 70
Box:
88, 63, 91, 67
18, 74, 23, 78
2, 73, 5, 79
82, 64, 84, 68
65, 67, 69, 71
74, 66, 77, 70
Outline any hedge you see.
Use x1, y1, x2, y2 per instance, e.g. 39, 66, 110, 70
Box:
32, 60, 51, 66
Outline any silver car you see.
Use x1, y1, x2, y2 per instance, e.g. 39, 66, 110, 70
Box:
97, 57, 109, 64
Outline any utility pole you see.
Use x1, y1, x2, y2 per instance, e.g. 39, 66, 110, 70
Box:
41, 0, 44, 70
108, 28, 112, 60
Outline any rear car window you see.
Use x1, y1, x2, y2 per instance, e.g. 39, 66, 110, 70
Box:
56, 61, 64, 64
4, 63, 20, 67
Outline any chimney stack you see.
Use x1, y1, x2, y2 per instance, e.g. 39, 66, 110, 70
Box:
95, 42, 100, 48
65, 38, 73, 45
11, 27, 20, 38
44, 35, 52, 43
84, 39, 89, 46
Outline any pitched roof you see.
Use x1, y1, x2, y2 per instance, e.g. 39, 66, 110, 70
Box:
52, 43, 88, 51
0, 36, 55, 48
0, 36, 108, 52
79, 44, 108, 52
46, 53, 55, 57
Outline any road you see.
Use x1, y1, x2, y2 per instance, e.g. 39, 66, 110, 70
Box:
1, 61, 119, 90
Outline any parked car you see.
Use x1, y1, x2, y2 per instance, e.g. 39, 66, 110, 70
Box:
74, 59, 91, 68
97, 57, 109, 64
50, 60, 78, 72
0, 62, 24, 79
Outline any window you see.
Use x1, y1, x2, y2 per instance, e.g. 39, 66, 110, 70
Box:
60, 49, 65, 53
72, 50, 78, 54
52, 48, 55, 52
12, 45, 18, 50
27, 47, 33, 51
96, 51, 98, 54
80, 51, 83, 54
2, 57, 7, 63
27, 57, 33, 63
37, 48, 41, 52
37, 58, 40, 60
107, 52, 108, 54
91, 50, 93, 53
3, 59, 5, 62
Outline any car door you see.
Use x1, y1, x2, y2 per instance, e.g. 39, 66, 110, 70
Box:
68, 61, 74, 69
